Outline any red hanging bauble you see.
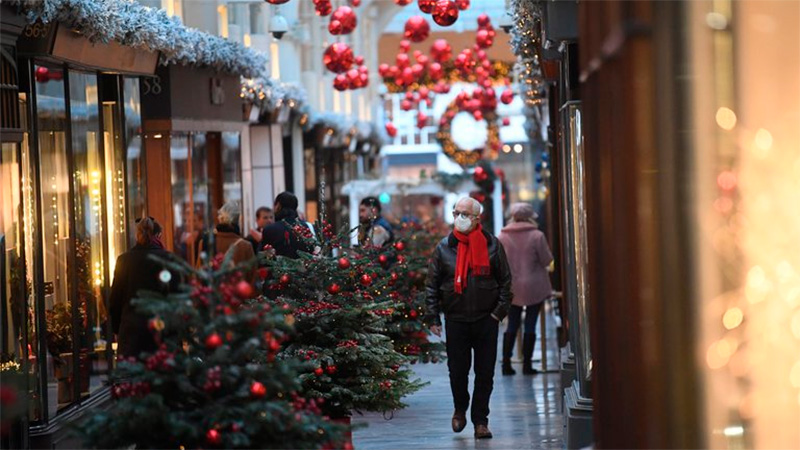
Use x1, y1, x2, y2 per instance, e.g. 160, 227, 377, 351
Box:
502, 117, 511, 126
315, 0, 332, 16
360, 274, 372, 286
314, 367, 324, 376
378, 254, 389, 265
403, 16, 430, 43
378, 63, 390, 77
328, 19, 343, 35
385, 122, 398, 137
346, 68, 361, 88
34, 66, 49, 83
500, 88, 514, 105
432, 0, 459, 26
430, 39, 452, 63
416, 112, 428, 129
396, 52, 410, 68
250, 381, 267, 398
265, 0, 290, 3
330, 6, 357, 35
338, 257, 352, 269
333, 74, 349, 91
323, 43, 355, 73
327, 283, 342, 295
456, 0, 470, 10
409, 309, 419, 318
400, 99, 413, 111
411, 63, 424, 79
350, 0, 362, 6
355, 55, 365, 66
428, 62, 443, 80
235, 280, 255, 299
205, 333, 223, 350
477, 13, 490, 27
395, 0, 413, 5
476, 29, 493, 49
326, 365, 337, 374
206, 429, 222, 446
399, 39, 412, 53
418, 0, 435, 14
359, 72, 369, 88
416, 53, 429, 66
394, 241, 406, 251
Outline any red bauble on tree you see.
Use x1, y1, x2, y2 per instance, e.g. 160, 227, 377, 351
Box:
329, 6, 357, 35
235, 280, 255, 299
279, 274, 291, 285
360, 274, 373, 286
206, 429, 222, 446
205, 333, 223, 350
403, 16, 430, 43
502, 117, 511, 126
314, 367, 324, 376
338, 257, 352, 269
327, 283, 342, 295
430, 39, 452, 63
477, 13, 490, 27
333, 74, 349, 91
394, 241, 406, 251
323, 42, 355, 73
418, 0, 435, 14
432, 0, 459, 26
378, 254, 389, 265
350, 0, 362, 6
409, 309, 419, 318
476, 29, 493, 49
250, 381, 267, 398
385, 122, 398, 137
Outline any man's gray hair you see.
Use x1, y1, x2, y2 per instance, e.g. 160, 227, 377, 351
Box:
217, 201, 241, 226
457, 197, 483, 215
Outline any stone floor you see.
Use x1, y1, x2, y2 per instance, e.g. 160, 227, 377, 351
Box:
353, 303, 565, 450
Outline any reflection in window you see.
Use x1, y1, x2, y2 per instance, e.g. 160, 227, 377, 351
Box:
221, 132, 242, 229
123, 78, 145, 244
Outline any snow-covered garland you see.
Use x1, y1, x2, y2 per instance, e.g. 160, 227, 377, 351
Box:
241, 77, 309, 113
11, 0, 267, 78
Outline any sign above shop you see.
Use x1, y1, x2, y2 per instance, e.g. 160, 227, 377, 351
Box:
17, 22, 158, 75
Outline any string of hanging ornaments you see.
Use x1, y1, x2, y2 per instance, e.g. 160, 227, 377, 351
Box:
315, 0, 371, 91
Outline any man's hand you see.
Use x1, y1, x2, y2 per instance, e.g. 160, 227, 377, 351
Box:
249, 229, 262, 241
430, 325, 442, 337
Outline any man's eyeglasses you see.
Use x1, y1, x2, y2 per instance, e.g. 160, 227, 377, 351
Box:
452, 211, 477, 219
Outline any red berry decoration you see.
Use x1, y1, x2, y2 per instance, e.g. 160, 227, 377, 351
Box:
360, 274, 372, 286
327, 283, 342, 295
394, 241, 406, 251
205, 333, 223, 350
432, 0, 459, 26
409, 309, 419, 318
250, 381, 267, 398
314, 367, 324, 376
235, 280, 255, 299
403, 16, 430, 43
329, 6, 357, 35
326, 365, 337, 374
338, 257, 352, 269
418, 0, 435, 14
206, 429, 221, 446
323, 43, 355, 74
279, 274, 291, 285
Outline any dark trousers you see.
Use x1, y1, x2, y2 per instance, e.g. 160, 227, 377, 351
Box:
445, 315, 499, 426
506, 303, 542, 336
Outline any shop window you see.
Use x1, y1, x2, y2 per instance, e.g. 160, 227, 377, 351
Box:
221, 131, 242, 224
122, 78, 145, 243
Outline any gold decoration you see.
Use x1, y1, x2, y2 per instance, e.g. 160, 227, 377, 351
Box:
436, 99, 500, 167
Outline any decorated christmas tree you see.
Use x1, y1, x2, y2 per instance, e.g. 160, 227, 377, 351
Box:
80, 254, 345, 449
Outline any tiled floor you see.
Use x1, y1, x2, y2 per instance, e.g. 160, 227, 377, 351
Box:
353, 303, 566, 450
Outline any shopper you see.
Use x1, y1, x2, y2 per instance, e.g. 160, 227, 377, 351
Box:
259, 192, 311, 259
109, 217, 177, 358
214, 201, 255, 268
497, 203, 554, 375
246, 206, 274, 253
358, 196, 393, 247
424, 196, 513, 439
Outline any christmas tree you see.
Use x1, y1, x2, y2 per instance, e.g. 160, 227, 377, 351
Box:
260, 222, 426, 419
80, 254, 345, 449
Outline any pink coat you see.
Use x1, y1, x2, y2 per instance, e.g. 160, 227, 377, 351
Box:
497, 222, 554, 306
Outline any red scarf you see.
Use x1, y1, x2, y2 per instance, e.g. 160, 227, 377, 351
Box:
453, 224, 490, 294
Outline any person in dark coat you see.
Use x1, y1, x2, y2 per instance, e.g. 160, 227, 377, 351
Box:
425, 197, 513, 440
259, 192, 311, 259
109, 217, 177, 359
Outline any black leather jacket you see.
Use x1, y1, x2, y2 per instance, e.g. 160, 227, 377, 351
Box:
425, 231, 513, 325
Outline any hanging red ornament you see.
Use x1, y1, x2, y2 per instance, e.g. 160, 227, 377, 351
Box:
314, 367, 324, 376
333, 74, 349, 91
501, 89, 514, 105
409, 309, 419, 318
279, 274, 291, 285
405, 91, 415, 101
395, 0, 413, 5
399, 39, 412, 53
355, 55, 365, 66
205, 333, 223, 350
417, 112, 428, 129
430, 39, 452, 62
323, 43, 355, 73
378, 63, 390, 77
385, 122, 398, 137
416, 53, 429, 66
476, 29, 493, 49
330, 6, 357, 35
473, 110, 484, 121
428, 62, 443, 80
418, 0, 435, 14
477, 13, 490, 27
328, 19, 343, 35
396, 52, 410, 68
411, 63, 424, 79
250, 381, 267, 398
265, 0, 290, 3
257, 267, 270, 280
400, 99, 413, 111
326, 365, 337, 374
338, 257, 352, 269
34, 66, 49, 83
403, 16, 430, 43
390, 272, 399, 282
206, 429, 222, 446
346, 69, 361, 88
350, 0, 362, 6
456, 0, 470, 10
432, 0, 459, 26
315, 0, 332, 16
327, 283, 342, 295
502, 117, 511, 126
394, 241, 406, 251
235, 281, 255, 299
419, 86, 430, 99
360, 274, 372, 286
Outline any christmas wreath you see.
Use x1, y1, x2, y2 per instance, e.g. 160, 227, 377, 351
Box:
436, 95, 501, 167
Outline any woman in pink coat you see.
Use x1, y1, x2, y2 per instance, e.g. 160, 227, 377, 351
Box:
497, 203, 554, 375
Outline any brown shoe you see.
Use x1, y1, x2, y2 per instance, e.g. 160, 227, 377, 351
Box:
474, 424, 493, 439
451, 411, 467, 433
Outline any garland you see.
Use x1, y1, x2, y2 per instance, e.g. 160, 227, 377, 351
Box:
436, 98, 500, 167
11, 0, 267, 78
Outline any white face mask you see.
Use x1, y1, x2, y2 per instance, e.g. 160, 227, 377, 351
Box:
454, 215, 474, 233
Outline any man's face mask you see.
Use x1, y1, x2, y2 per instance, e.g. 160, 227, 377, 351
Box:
454, 214, 474, 233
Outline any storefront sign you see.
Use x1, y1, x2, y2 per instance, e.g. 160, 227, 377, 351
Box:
142, 64, 242, 122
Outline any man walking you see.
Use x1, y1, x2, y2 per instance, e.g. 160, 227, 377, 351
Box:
424, 197, 512, 439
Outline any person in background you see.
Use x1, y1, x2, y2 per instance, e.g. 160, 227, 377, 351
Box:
214, 201, 255, 268
497, 203, 554, 376
246, 206, 274, 253
425, 197, 513, 440
259, 192, 311, 259
358, 196, 393, 247
110, 217, 177, 358
176, 206, 209, 267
